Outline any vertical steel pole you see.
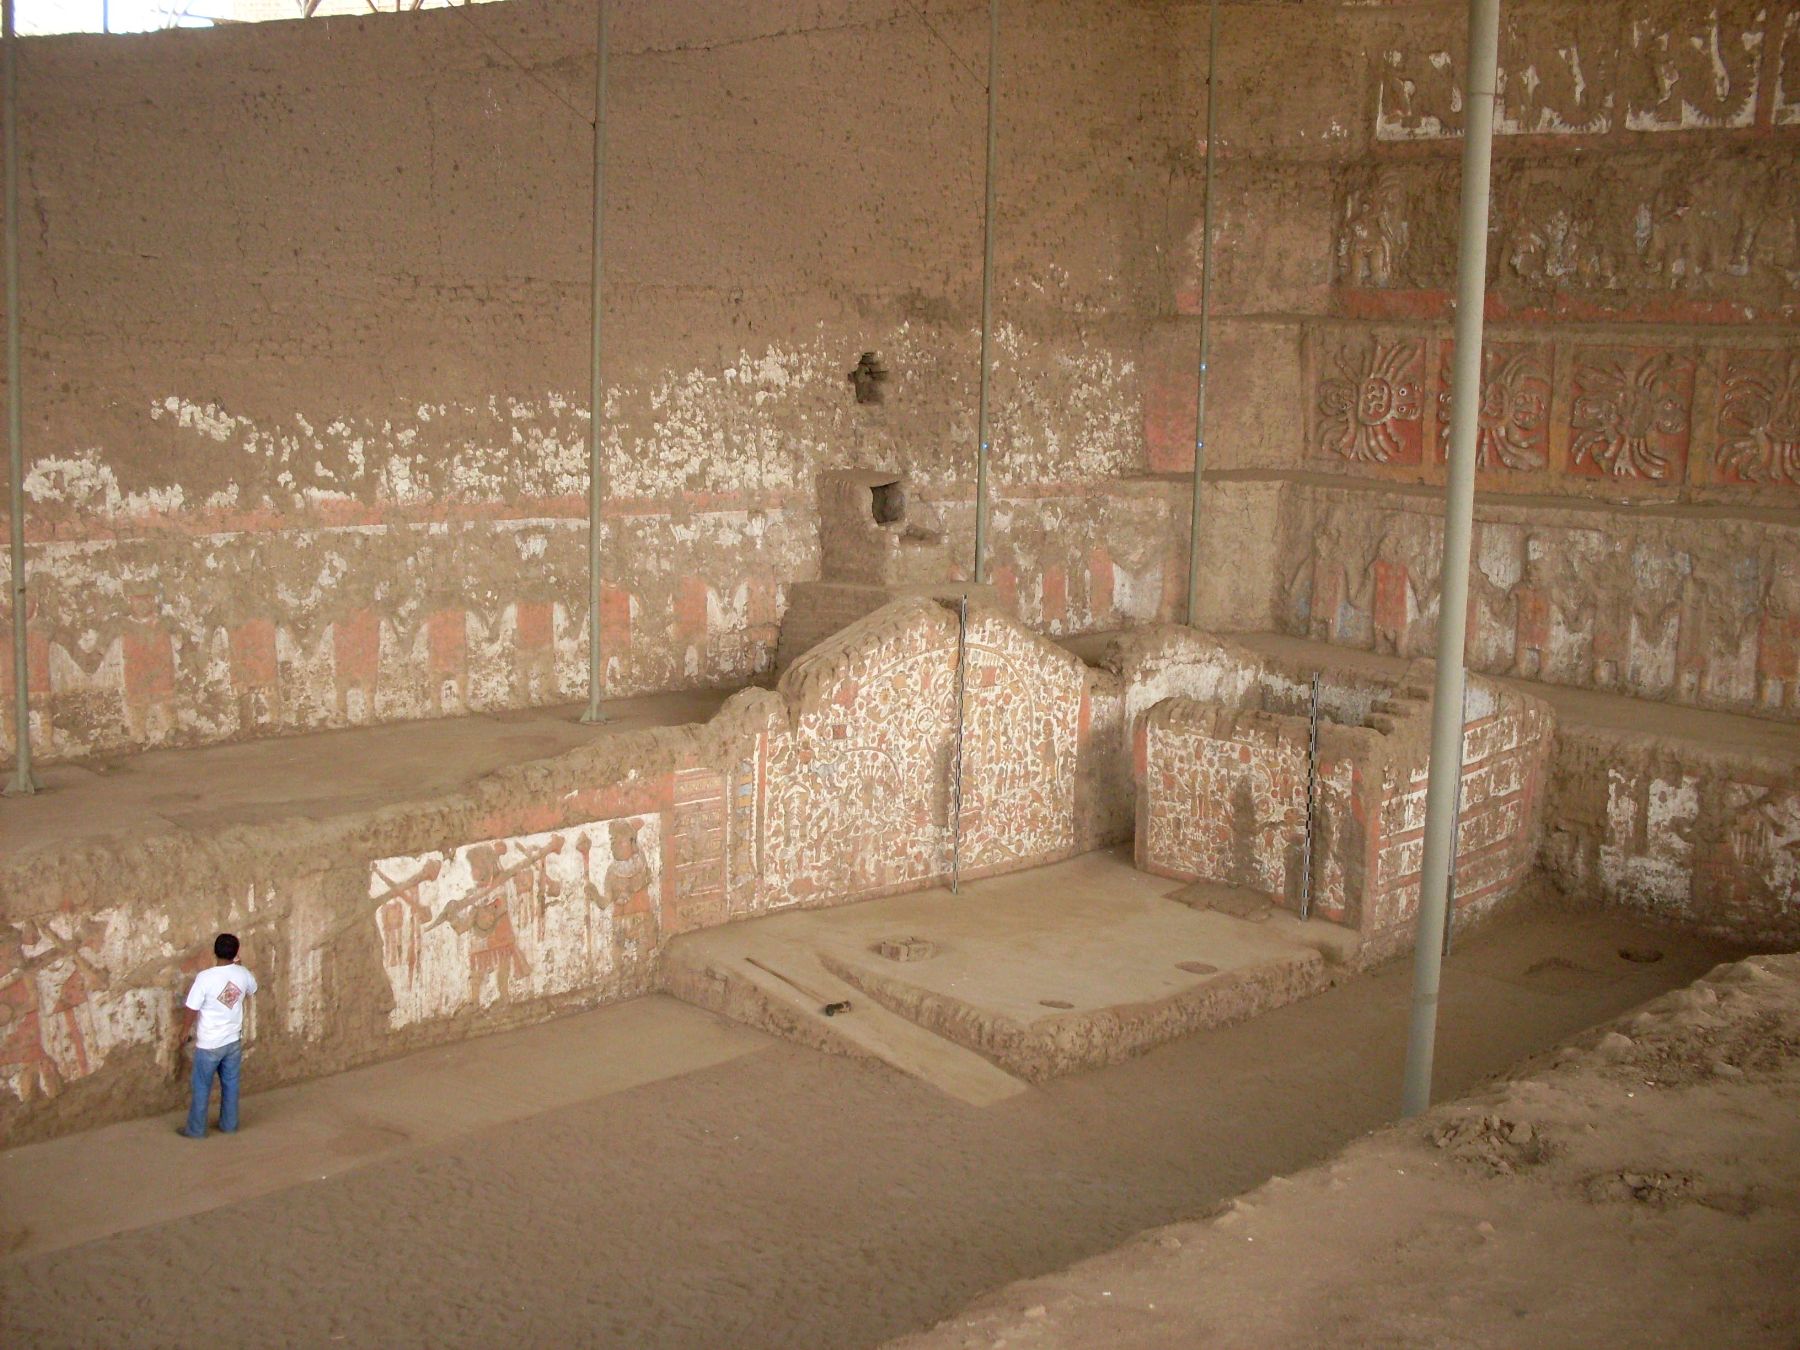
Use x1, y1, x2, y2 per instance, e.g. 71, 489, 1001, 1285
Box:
971, 0, 998, 584
1401, 0, 1501, 1117
949, 595, 969, 893
1298, 673, 1320, 921
1184, 0, 1221, 625
580, 0, 609, 724
1442, 684, 1469, 958
4, 0, 35, 796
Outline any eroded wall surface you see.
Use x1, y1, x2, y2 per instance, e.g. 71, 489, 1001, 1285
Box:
1136, 668, 1553, 947
1544, 731, 1800, 946
0, 0, 1193, 764
1150, 0, 1799, 720
3, 598, 1266, 1142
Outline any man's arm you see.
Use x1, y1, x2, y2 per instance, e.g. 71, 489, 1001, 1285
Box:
182, 977, 204, 1044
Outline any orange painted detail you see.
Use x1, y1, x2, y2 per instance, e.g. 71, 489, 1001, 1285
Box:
1758, 614, 1800, 683
1516, 588, 1551, 651
513, 601, 554, 651
1088, 546, 1115, 621
122, 623, 176, 703
990, 564, 1019, 615
0, 623, 52, 696
427, 610, 467, 675
1041, 566, 1069, 627
333, 609, 382, 682
229, 619, 278, 689
599, 584, 632, 650
675, 576, 709, 641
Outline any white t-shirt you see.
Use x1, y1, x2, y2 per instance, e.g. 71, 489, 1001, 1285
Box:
185, 964, 258, 1050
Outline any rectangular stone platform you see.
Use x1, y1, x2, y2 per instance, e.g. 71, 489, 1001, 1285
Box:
664, 848, 1349, 1099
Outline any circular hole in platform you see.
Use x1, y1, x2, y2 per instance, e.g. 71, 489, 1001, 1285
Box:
1618, 946, 1664, 964
1039, 999, 1075, 1010
871, 936, 939, 963
1177, 961, 1219, 976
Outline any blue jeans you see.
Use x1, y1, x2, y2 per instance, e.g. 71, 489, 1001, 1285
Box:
183, 1040, 242, 1137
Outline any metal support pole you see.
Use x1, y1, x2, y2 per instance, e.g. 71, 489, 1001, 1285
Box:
1401, 0, 1501, 1118
1184, 0, 1221, 625
949, 596, 969, 893
1442, 685, 1469, 959
580, 0, 609, 725
4, 0, 36, 797
1298, 673, 1320, 922
971, 0, 998, 584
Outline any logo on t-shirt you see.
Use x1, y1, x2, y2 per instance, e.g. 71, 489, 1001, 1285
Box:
218, 980, 243, 1010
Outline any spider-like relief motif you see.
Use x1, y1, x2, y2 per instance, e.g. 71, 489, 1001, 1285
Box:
1717, 353, 1800, 487
1436, 345, 1549, 471
1317, 338, 1423, 464
1569, 351, 1691, 480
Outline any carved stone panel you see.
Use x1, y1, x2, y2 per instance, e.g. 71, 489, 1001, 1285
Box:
1715, 350, 1800, 487
1334, 151, 1797, 321
1623, 1, 1767, 131
1315, 333, 1426, 466
1435, 341, 1553, 473
1374, 7, 1617, 141
1567, 347, 1696, 482
1776, 8, 1800, 124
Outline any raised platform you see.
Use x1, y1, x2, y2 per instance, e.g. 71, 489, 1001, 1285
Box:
5, 619, 1792, 1145
0, 688, 733, 862
664, 848, 1351, 1103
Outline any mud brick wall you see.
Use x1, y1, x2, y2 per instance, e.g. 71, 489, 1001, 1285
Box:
1136, 671, 1553, 948
0, 0, 1193, 765
1281, 482, 1800, 719
1146, 0, 1799, 720
6, 598, 1263, 1142
1542, 728, 1800, 947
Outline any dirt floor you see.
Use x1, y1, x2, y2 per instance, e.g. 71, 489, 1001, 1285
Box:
897, 952, 1800, 1350
0, 902, 1753, 1349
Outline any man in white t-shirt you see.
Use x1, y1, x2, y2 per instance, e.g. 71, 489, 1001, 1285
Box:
177, 932, 259, 1139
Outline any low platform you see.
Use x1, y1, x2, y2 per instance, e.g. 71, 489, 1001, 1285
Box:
0, 687, 733, 861
663, 848, 1354, 1104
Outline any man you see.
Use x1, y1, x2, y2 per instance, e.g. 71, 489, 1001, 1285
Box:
177, 933, 258, 1139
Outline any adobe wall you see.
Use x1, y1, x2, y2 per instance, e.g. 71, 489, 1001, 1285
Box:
1155, 0, 1799, 719
1543, 724, 1800, 948
4, 597, 1244, 1143
1135, 666, 1553, 951
0, 0, 1193, 765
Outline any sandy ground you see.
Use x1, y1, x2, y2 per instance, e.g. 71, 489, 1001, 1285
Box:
897, 953, 1800, 1350
0, 902, 1749, 1349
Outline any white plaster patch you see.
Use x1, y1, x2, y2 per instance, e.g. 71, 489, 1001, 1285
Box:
1601, 769, 1699, 911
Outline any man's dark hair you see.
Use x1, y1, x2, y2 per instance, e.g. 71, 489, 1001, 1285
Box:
214, 932, 240, 962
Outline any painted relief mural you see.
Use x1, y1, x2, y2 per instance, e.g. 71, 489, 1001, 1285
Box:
1374, 3, 1779, 142
1540, 761, 1800, 944
369, 815, 661, 1029
760, 599, 1087, 906
1283, 487, 1800, 719
1138, 676, 1551, 942
0, 913, 159, 1109
1307, 327, 1786, 495
0, 598, 1126, 1139
1718, 351, 1800, 486
0, 888, 289, 1128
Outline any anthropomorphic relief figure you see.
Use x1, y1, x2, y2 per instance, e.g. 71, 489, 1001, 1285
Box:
430, 838, 564, 1006
1757, 554, 1800, 713
0, 925, 61, 1105
603, 819, 653, 913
